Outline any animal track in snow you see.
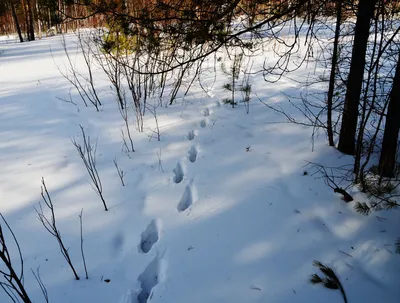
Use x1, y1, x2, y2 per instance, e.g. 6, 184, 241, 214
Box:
177, 180, 197, 212
203, 107, 210, 117
188, 146, 198, 163
139, 219, 161, 254
187, 130, 195, 141
199, 119, 207, 128
173, 162, 184, 183
111, 232, 124, 255
137, 256, 161, 303
119, 290, 135, 303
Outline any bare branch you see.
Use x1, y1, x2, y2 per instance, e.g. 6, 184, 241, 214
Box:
0, 213, 33, 302
113, 158, 126, 187
35, 178, 80, 280
72, 126, 108, 211
79, 210, 89, 280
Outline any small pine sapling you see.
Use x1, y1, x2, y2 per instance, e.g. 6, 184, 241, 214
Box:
221, 51, 244, 108
240, 59, 253, 114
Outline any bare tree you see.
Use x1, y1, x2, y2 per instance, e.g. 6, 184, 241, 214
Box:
0, 213, 32, 303
57, 34, 101, 111
72, 126, 108, 211
35, 178, 80, 280
75, 31, 102, 108
113, 158, 126, 187
93, 44, 135, 152
78, 210, 88, 280
326, 0, 343, 147
26, 0, 35, 41
9, 0, 23, 42
119, 102, 135, 152
378, 50, 400, 177
146, 102, 162, 142
337, 0, 377, 155
31, 267, 49, 303
156, 149, 164, 173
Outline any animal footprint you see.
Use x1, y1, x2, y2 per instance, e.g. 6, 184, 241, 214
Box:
188, 146, 198, 163
203, 108, 210, 117
111, 232, 124, 255
199, 119, 207, 128
187, 130, 195, 141
177, 180, 198, 212
137, 256, 161, 303
173, 162, 184, 183
139, 219, 161, 254
119, 290, 135, 303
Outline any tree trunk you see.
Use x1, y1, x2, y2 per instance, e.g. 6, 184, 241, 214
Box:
378, 51, 400, 177
337, 0, 377, 155
63, 0, 67, 33
26, 0, 35, 40
10, 1, 24, 42
48, 7, 52, 31
35, 0, 42, 39
57, 0, 62, 34
21, 0, 30, 40
326, 0, 342, 147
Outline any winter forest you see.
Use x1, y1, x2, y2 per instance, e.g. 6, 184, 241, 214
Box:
0, 0, 399, 302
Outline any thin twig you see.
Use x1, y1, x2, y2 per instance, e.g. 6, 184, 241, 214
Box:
113, 158, 126, 186
79, 209, 89, 279
31, 267, 49, 302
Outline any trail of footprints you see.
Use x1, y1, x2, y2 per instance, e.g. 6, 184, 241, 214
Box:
177, 179, 197, 212
188, 146, 198, 163
134, 107, 210, 302
173, 162, 184, 184
137, 256, 161, 303
199, 119, 207, 128
135, 221, 162, 303
187, 130, 195, 141
138, 219, 161, 254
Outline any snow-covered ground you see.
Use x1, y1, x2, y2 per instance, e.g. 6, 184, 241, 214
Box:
0, 32, 399, 303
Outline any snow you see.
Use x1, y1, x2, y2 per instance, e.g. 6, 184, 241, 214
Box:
0, 31, 399, 303
0, 35, 18, 44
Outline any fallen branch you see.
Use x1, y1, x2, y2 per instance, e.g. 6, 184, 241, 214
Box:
310, 260, 348, 303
